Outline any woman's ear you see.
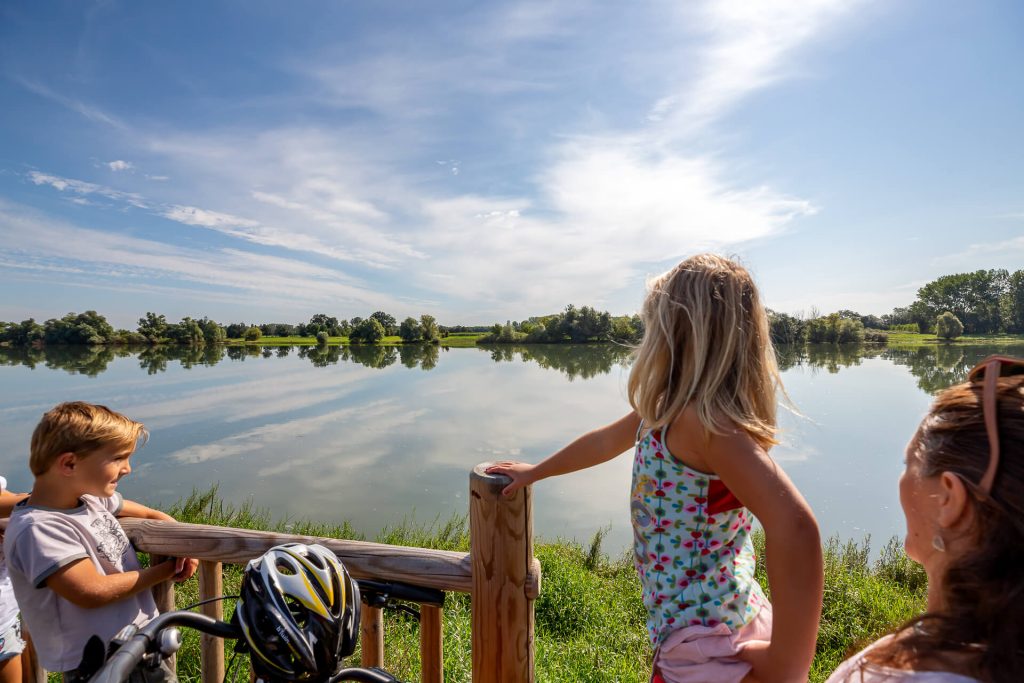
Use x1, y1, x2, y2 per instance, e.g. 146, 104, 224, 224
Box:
936, 471, 972, 530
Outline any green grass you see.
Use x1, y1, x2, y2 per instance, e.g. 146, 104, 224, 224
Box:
131, 489, 925, 683
886, 331, 1024, 348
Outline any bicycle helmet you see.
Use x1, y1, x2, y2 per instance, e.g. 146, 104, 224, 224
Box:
235, 543, 360, 682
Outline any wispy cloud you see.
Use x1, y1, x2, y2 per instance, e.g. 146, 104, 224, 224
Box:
15, 77, 126, 129
107, 160, 133, 172
28, 170, 147, 208
0, 200, 409, 313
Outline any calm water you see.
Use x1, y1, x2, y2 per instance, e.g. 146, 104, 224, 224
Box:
2, 341, 1022, 555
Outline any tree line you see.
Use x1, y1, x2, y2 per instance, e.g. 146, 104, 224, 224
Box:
767, 268, 1024, 345
0, 310, 441, 347
2, 268, 1021, 349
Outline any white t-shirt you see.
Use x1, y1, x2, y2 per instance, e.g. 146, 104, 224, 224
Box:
0, 476, 20, 631
4, 493, 159, 671
826, 637, 980, 683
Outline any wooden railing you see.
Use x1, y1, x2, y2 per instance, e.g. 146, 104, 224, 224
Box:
22, 464, 539, 683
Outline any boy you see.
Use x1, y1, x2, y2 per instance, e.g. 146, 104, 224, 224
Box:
3, 402, 198, 679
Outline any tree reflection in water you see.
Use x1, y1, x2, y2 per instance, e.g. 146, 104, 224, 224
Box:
1, 342, 1022, 390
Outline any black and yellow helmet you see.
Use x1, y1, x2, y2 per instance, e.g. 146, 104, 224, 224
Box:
235, 543, 360, 682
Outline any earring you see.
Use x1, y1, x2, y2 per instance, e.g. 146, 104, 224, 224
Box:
932, 534, 946, 552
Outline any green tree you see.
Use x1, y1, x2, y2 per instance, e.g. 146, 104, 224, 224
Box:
398, 317, 422, 342
935, 311, 964, 340
350, 317, 385, 344
168, 317, 205, 346
243, 326, 262, 342
137, 312, 169, 341
419, 314, 440, 342
315, 330, 329, 346
43, 310, 115, 345
1000, 270, 1024, 333
369, 311, 397, 336
198, 318, 226, 345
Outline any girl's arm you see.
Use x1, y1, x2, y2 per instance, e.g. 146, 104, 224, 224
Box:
0, 489, 29, 517
702, 425, 823, 683
486, 411, 641, 496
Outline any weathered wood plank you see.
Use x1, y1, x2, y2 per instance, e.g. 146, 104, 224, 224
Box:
120, 519, 479, 594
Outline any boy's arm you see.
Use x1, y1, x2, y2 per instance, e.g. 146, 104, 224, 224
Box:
46, 556, 178, 609
117, 498, 174, 522
117, 499, 200, 581
486, 411, 641, 496
704, 427, 823, 683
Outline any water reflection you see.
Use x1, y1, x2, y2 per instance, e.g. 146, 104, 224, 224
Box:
480, 343, 634, 380
1, 340, 1023, 556
2, 341, 1016, 389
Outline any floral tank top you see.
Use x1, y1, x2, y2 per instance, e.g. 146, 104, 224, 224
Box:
631, 424, 768, 646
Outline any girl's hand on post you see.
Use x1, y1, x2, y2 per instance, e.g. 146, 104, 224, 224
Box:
484, 461, 536, 496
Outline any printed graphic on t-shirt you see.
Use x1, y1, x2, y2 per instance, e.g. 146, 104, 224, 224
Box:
91, 515, 129, 564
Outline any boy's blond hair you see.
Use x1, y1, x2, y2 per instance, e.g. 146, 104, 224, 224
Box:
30, 402, 148, 476
628, 254, 782, 451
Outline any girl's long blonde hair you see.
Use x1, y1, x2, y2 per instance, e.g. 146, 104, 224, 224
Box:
628, 254, 781, 450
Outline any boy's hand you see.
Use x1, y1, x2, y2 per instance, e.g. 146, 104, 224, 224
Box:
171, 557, 199, 582
484, 461, 537, 496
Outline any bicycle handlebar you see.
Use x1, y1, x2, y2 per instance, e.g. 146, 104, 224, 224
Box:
86, 576, 442, 683
89, 612, 236, 683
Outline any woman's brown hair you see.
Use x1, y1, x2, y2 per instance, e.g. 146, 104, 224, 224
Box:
865, 373, 1024, 682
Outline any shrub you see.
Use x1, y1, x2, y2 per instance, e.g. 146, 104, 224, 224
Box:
935, 311, 964, 340
243, 326, 262, 341
315, 331, 329, 346
863, 328, 889, 343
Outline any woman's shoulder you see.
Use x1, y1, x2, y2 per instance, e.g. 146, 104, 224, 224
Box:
825, 637, 980, 683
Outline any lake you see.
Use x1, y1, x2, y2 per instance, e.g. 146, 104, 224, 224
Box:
2, 341, 1022, 556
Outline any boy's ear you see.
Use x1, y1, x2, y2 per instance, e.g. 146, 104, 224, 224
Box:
54, 451, 78, 475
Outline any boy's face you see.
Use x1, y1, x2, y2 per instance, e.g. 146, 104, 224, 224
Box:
74, 445, 134, 497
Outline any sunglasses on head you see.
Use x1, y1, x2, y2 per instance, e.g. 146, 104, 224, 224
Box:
967, 355, 1024, 494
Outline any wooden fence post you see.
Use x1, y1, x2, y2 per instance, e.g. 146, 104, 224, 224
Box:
150, 554, 176, 674
469, 463, 535, 683
199, 561, 225, 683
360, 607, 384, 669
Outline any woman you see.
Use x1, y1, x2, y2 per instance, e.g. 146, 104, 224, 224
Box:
827, 356, 1024, 683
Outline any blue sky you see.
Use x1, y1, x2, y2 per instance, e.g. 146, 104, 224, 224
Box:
1, 0, 1022, 328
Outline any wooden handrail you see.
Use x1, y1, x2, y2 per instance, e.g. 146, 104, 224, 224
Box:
118, 518, 541, 598
20, 463, 539, 683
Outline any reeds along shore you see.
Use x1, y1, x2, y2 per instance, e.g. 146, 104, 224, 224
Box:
140, 488, 924, 683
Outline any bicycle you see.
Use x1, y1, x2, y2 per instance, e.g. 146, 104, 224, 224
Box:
77, 571, 445, 683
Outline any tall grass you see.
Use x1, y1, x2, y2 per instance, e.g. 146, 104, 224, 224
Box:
139, 489, 924, 682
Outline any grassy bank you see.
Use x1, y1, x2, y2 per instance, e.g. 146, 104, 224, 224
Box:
131, 490, 927, 683
887, 331, 1024, 347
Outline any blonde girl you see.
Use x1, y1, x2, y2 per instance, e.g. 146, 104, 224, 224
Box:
488, 254, 823, 683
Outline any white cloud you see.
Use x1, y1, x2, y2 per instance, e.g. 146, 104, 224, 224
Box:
28, 171, 147, 208
161, 205, 259, 229
652, 0, 864, 138
107, 160, 133, 172
0, 200, 407, 313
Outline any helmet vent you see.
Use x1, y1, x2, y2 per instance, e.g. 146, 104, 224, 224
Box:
276, 558, 298, 576
285, 596, 307, 627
